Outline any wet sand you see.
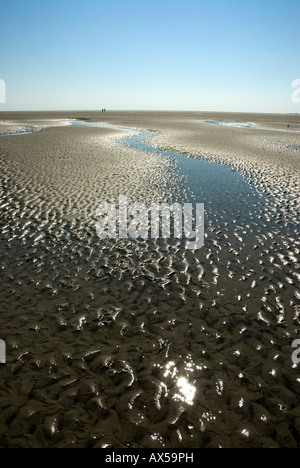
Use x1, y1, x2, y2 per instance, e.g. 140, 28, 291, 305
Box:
0, 112, 299, 448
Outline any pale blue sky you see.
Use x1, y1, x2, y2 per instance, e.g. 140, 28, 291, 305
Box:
0, 0, 299, 112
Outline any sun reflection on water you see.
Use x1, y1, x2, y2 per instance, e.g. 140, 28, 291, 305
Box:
162, 360, 197, 406
174, 376, 196, 406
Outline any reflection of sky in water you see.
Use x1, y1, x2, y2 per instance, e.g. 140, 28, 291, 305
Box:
202, 120, 300, 133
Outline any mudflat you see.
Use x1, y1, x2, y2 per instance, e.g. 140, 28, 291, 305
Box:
0, 111, 299, 448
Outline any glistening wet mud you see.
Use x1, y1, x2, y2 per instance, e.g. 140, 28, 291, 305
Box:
0, 119, 299, 448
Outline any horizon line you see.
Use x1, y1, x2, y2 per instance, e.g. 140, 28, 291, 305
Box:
0, 109, 299, 116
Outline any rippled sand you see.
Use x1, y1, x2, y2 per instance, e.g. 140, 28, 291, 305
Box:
0, 112, 299, 448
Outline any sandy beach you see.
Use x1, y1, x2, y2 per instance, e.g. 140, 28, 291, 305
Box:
0, 111, 299, 448
2, 110, 299, 207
